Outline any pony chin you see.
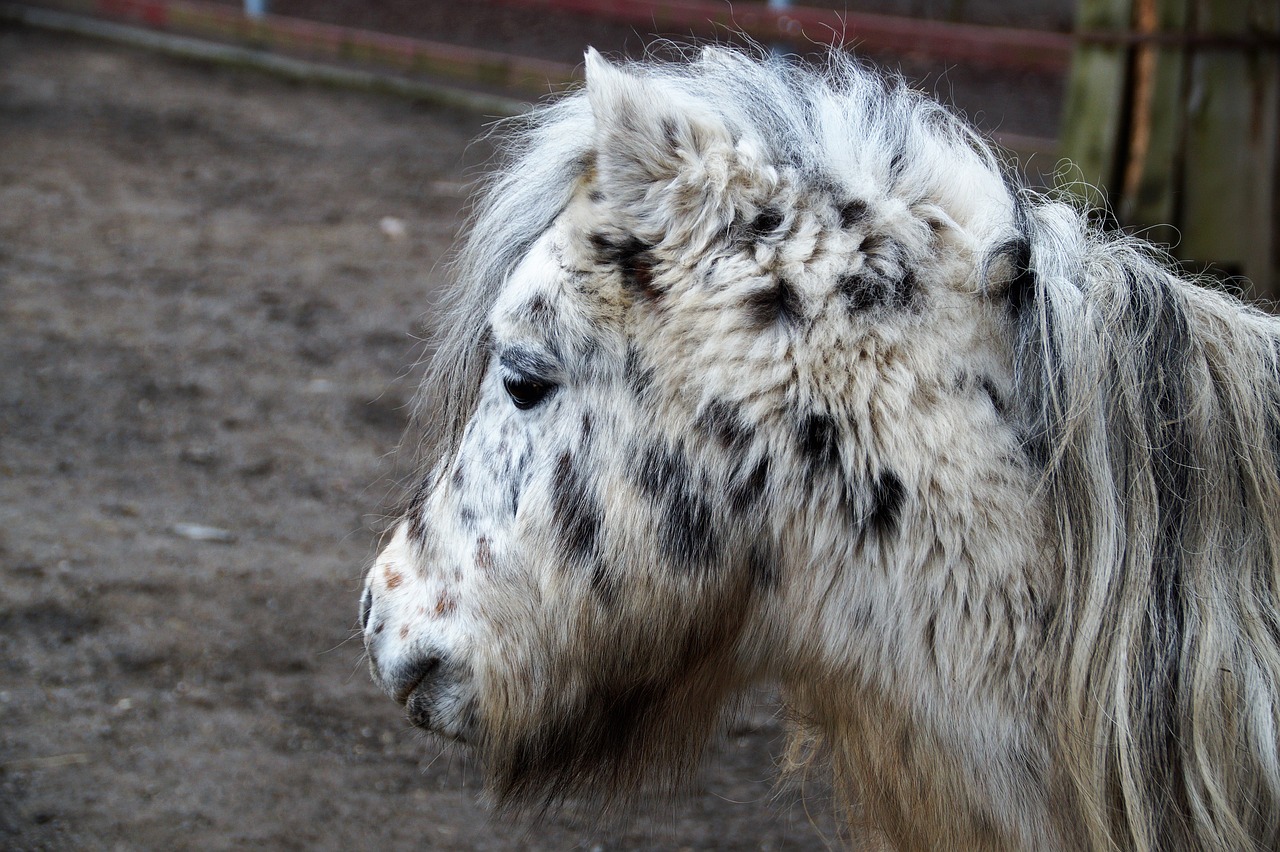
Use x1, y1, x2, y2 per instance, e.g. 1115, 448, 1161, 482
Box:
475, 567, 764, 816
476, 657, 745, 818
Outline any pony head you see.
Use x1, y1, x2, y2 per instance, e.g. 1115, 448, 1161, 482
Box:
361, 47, 1280, 850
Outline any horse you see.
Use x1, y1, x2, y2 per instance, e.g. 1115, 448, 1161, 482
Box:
359, 46, 1280, 850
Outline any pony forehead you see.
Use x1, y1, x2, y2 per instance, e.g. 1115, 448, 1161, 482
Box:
489, 219, 626, 369
492, 228, 562, 320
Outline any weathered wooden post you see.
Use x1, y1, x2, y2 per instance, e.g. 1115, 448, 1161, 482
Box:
1059, 0, 1279, 299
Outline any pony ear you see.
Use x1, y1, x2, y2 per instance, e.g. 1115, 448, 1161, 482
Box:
584, 48, 738, 218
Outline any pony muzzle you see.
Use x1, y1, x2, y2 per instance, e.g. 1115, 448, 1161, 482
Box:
362, 596, 474, 740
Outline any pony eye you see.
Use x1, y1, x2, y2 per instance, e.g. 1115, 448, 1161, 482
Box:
503, 376, 553, 410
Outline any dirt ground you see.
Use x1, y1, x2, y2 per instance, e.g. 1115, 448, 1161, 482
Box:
0, 25, 856, 851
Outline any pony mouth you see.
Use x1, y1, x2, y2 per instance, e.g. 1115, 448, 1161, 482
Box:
404, 687, 471, 743
393, 656, 442, 706
395, 657, 471, 743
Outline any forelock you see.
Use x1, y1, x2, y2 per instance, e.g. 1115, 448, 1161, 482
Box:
411, 97, 595, 473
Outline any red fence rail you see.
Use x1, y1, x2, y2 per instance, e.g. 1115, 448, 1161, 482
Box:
488, 0, 1073, 73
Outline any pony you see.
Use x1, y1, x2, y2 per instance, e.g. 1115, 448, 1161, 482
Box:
360, 45, 1280, 850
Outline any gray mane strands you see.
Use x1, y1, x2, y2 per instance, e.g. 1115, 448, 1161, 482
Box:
1017, 201, 1280, 849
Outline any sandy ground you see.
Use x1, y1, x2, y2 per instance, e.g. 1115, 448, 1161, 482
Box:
0, 25, 850, 851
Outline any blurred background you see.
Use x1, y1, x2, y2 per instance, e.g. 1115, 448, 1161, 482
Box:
0, 1, 1275, 849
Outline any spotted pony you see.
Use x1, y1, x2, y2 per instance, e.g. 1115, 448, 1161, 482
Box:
361, 47, 1280, 850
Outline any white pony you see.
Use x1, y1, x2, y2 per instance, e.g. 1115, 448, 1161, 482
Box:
361, 46, 1280, 850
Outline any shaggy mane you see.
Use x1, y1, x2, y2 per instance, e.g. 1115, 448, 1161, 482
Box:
1012, 202, 1280, 849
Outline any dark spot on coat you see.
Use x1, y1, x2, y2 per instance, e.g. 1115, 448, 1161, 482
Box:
747, 207, 784, 239
632, 441, 687, 499
624, 345, 655, 396
838, 199, 869, 229
589, 559, 617, 608
745, 539, 778, 590
663, 484, 719, 573
592, 233, 658, 299
892, 269, 917, 310
838, 271, 887, 313
630, 442, 719, 573
798, 412, 841, 473
852, 234, 918, 312
475, 537, 495, 573
551, 451, 604, 575
694, 399, 752, 454
869, 469, 905, 535
728, 456, 770, 514
528, 294, 554, 321
743, 279, 803, 328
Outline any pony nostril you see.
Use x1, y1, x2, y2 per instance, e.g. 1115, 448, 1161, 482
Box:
359, 586, 373, 632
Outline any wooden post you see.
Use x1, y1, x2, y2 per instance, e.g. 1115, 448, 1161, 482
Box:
1059, 0, 1280, 299
1242, 0, 1278, 298
1180, 0, 1257, 284
1117, 0, 1187, 249
1059, 0, 1131, 209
